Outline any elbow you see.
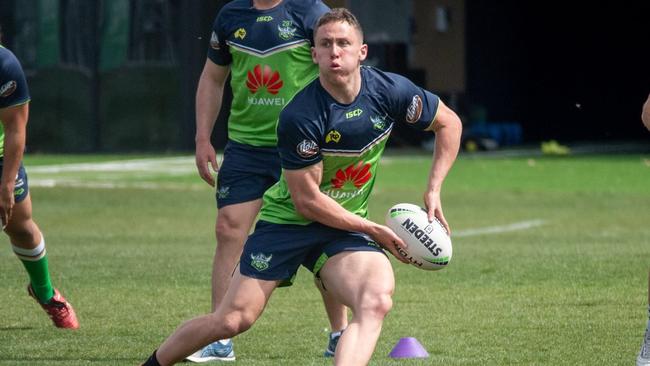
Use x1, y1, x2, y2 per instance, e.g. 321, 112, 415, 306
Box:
433, 111, 463, 137
293, 197, 317, 221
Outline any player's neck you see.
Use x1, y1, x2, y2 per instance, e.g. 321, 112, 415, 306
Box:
253, 0, 282, 10
320, 71, 362, 105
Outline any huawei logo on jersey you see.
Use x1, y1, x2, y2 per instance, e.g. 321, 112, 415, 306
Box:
331, 161, 372, 189
246, 65, 283, 95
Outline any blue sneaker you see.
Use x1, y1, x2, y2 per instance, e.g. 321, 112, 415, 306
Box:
323, 330, 343, 357
186, 339, 235, 363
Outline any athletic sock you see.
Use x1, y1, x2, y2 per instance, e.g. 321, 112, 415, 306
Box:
12, 237, 54, 303
142, 351, 161, 366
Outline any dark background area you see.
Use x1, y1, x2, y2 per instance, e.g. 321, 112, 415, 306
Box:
0, 0, 648, 152
466, 1, 649, 142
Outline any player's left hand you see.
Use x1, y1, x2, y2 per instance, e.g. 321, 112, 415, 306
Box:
423, 189, 450, 235
0, 185, 15, 230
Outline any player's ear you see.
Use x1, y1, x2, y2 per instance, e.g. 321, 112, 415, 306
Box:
359, 43, 368, 62
311, 47, 318, 64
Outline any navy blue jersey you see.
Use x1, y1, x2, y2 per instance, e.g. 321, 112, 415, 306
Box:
260, 66, 440, 225
0, 46, 30, 110
207, 0, 329, 146
0, 46, 31, 157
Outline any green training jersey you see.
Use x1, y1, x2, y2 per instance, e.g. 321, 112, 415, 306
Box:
260, 67, 440, 225
207, 0, 329, 147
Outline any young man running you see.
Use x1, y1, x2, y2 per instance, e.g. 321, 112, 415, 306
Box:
143, 8, 461, 365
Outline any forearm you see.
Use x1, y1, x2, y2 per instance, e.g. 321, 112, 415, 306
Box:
427, 120, 461, 193
295, 192, 378, 236
195, 80, 224, 144
1, 128, 25, 190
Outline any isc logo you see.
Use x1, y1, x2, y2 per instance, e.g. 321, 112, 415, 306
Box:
345, 108, 363, 119
257, 16, 273, 22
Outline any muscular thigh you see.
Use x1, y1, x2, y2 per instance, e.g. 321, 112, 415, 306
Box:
318, 251, 395, 307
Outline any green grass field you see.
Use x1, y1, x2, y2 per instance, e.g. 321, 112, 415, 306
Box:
1, 152, 649, 365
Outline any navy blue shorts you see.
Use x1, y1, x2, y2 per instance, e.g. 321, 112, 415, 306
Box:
0, 160, 29, 203
240, 220, 385, 286
216, 140, 281, 208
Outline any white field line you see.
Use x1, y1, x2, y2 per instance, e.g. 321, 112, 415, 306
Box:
454, 219, 545, 237
28, 156, 198, 174
30, 179, 206, 191
27, 156, 210, 190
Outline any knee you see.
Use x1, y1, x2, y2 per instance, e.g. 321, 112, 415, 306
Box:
360, 291, 393, 320
5, 222, 39, 246
215, 213, 244, 242
219, 308, 258, 337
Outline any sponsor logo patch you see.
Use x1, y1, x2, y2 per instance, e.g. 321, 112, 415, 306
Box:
331, 161, 372, 189
345, 108, 363, 119
246, 65, 283, 95
234, 28, 247, 40
325, 130, 341, 143
257, 15, 273, 22
0, 81, 17, 97
296, 139, 319, 158
209, 31, 220, 50
406, 95, 423, 124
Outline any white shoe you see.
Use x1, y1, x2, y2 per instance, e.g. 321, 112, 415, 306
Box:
637, 328, 650, 366
186, 339, 235, 363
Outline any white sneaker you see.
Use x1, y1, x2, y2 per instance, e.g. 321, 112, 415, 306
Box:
186, 339, 235, 363
637, 328, 650, 366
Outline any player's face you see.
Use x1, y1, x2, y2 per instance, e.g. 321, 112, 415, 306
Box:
312, 21, 367, 82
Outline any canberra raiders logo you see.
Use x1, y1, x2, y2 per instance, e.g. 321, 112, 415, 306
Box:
217, 186, 230, 199
370, 115, 387, 131
278, 20, 296, 40
251, 253, 272, 271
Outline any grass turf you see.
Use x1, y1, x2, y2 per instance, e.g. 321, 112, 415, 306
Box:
0, 153, 648, 365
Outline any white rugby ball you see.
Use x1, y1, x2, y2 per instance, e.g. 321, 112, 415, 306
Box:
385, 203, 452, 271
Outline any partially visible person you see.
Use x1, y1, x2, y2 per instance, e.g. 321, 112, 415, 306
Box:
642, 93, 650, 131
141, 8, 461, 366
636, 94, 650, 366
191, 0, 346, 362
0, 38, 78, 329
638, 271, 650, 366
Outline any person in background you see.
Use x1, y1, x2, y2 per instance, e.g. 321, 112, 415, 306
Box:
191, 0, 347, 361
0, 26, 79, 330
637, 93, 650, 366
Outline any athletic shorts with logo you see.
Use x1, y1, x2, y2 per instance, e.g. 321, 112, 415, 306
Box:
0, 160, 29, 203
216, 140, 281, 208
240, 220, 385, 286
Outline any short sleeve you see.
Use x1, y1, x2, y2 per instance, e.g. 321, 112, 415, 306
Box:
302, 1, 330, 44
206, 11, 232, 66
387, 72, 439, 131
277, 108, 323, 170
0, 52, 30, 109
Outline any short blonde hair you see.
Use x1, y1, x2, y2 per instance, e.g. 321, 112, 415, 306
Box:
315, 8, 364, 41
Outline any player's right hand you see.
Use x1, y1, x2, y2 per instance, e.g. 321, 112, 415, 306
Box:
195, 140, 219, 187
370, 224, 410, 264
